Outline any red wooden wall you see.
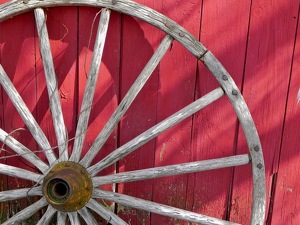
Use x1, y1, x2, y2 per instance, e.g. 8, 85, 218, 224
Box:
0, 0, 300, 224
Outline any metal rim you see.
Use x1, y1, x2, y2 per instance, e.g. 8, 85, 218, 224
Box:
0, 1, 266, 224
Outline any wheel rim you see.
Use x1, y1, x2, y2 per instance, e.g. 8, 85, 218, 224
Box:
0, 1, 266, 225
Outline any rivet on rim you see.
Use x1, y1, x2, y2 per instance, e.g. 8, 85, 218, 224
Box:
232, 89, 238, 95
257, 163, 263, 169
222, 75, 228, 81
254, 146, 260, 152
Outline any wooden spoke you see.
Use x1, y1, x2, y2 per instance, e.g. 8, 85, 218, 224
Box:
0, 64, 57, 164
0, 186, 42, 202
68, 212, 80, 225
0, 163, 43, 183
86, 199, 129, 225
78, 207, 98, 224
70, 8, 111, 162
93, 189, 240, 225
34, 8, 68, 161
0, 128, 49, 173
88, 87, 224, 175
57, 212, 67, 225
36, 205, 57, 225
93, 154, 250, 186
80, 35, 174, 167
1, 198, 48, 225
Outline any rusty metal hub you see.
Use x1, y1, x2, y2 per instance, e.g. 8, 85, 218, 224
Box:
43, 161, 93, 212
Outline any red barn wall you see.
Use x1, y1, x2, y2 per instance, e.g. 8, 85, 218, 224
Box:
0, 0, 299, 224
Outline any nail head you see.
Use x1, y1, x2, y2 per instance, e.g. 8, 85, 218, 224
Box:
232, 89, 238, 95
222, 75, 228, 81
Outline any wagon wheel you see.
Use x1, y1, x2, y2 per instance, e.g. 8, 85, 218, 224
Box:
0, 1, 266, 225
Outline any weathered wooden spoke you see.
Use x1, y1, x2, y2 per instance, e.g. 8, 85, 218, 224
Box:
36, 205, 57, 225
1, 198, 48, 225
57, 212, 67, 225
88, 87, 224, 175
70, 8, 111, 162
86, 199, 129, 225
78, 207, 98, 224
68, 212, 80, 225
93, 189, 239, 225
0, 1, 265, 225
0, 187, 42, 202
80, 34, 174, 167
34, 8, 69, 161
93, 154, 250, 186
0, 163, 43, 183
0, 128, 49, 173
0, 65, 57, 164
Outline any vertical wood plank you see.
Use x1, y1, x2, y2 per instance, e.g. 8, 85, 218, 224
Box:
35, 7, 78, 161
0, 4, 6, 222
77, 6, 120, 217
0, 11, 38, 220
190, 0, 252, 222
230, 0, 299, 223
78, 7, 120, 162
150, 1, 200, 224
270, 8, 300, 225
117, 1, 162, 223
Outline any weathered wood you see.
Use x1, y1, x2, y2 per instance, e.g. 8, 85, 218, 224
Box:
36, 205, 56, 225
78, 207, 98, 224
0, 11, 40, 217
70, 8, 111, 162
0, 0, 206, 59
116, 7, 161, 223
34, 8, 69, 161
189, 0, 251, 220
86, 199, 129, 225
151, 1, 201, 223
93, 189, 240, 225
269, 6, 300, 224
57, 212, 67, 225
93, 154, 250, 186
201, 51, 266, 225
0, 187, 42, 202
1, 198, 48, 225
81, 35, 173, 167
0, 1, 269, 224
0, 64, 57, 164
0, 128, 49, 173
76, 7, 121, 219
88, 87, 224, 175
68, 212, 80, 225
0, 163, 43, 183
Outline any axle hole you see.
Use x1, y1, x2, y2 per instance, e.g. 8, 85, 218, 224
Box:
52, 181, 69, 198
47, 178, 70, 203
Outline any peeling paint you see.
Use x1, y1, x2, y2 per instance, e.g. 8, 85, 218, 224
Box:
159, 143, 167, 162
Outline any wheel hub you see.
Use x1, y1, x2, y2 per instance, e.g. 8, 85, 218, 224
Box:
43, 161, 93, 212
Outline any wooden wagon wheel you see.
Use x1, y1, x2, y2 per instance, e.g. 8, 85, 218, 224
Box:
0, 1, 266, 224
